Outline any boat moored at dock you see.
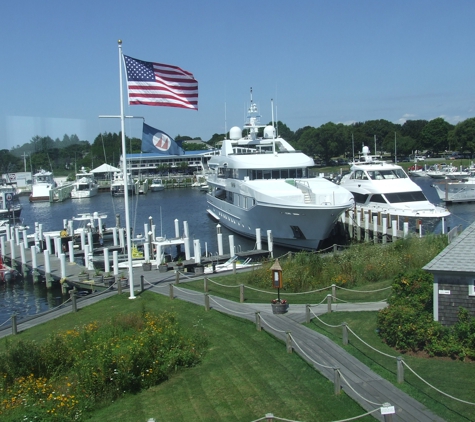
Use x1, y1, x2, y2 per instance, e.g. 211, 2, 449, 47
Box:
338, 147, 450, 230
206, 91, 354, 251
29, 169, 57, 202
70, 168, 99, 199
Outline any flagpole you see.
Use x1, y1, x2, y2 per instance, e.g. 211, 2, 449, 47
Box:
118, 39, 135, 299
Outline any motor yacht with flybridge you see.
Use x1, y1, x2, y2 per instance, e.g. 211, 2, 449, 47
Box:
338, 146, 450, 230
206, 91, 354, 251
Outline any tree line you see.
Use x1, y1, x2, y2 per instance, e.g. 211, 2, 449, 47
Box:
2, 116, 475, 175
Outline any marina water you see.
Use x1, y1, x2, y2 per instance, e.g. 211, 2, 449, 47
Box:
1, 179, 474, 324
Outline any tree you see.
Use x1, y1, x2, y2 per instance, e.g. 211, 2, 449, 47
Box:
451, 118, 475, 154
400, 120, 428, 151
420, 118, 453, 154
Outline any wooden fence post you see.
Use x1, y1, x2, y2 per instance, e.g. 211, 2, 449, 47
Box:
306, 304, 311, 324
342, 322, 348, 345
397, 356, 404, 383
204, 294, 210, 311
240, 284, 244, 303
11, 314, 17, 335
169, 284, 174, 300
255, 312, 261, 331
334, 368, 341, 395
327, 294, 332, 313
286, 332, 292, 353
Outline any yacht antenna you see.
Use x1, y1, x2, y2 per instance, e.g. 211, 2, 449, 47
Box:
351, 133, 355, 163
271, 98, 275, 132
394, 132, 397, 164
224, 102, 227, 139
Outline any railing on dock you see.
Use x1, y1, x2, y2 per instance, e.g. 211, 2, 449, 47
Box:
50, 183, 74, 202
339, 207, 448, 244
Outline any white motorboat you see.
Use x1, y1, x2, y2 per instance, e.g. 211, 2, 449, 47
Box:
338, 147, 450, 225
110, 171, 135, 196
426, 163, 458, 179
0, 179, 21, 220
204, 255, 262, 274
70, 167, 99, 199
432, 176, 475, 203
29, 169, 57, 202
150, 178, 165, 192
205, 92, 354, 251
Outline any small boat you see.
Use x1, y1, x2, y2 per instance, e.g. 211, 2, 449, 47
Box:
150, 178, 165, 192
407, 164, 426, 177
29, 169, 57, 202
432, 177, 475, 203
426, 163, 457, 179
110, 171, 135, 196
0, 254, 21, 282
0, 179, 22, 220
204, 255, 262, 274
70, 167, 99, 199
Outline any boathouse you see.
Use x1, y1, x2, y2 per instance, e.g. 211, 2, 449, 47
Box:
119, 150, 218, 178
423, 221, 475, 326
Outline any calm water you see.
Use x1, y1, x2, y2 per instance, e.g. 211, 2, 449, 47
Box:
2, 179, 475, 324
0, 188, 263, 324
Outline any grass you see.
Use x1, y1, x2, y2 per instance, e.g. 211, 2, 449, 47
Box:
0, 291, 374, 422
178, 271, 393, 304
306, 311, 475, 422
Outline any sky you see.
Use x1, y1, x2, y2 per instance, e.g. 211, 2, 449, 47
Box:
2, 0, 475, 151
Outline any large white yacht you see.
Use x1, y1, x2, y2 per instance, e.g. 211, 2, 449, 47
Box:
206, 94, 354, 251
70, 167, 99, 199
29, 169, 57, 202
338, 147, 450, 225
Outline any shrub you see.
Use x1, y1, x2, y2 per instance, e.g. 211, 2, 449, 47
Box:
0, 311, 207, 421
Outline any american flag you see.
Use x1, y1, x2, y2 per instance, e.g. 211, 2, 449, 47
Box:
123, 55, 198, 110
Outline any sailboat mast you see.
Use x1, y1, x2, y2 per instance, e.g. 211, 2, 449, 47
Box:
118, 39, 135, 299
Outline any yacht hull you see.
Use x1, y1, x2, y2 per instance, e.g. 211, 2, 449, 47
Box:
207, 193, 348, 250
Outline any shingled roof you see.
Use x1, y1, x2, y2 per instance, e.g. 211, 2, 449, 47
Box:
423, 222, 475, 273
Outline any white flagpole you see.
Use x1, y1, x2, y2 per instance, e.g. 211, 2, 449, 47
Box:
118, 39, 135, 299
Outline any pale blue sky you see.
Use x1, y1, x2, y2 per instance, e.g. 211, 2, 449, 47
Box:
1, 0, 474, 150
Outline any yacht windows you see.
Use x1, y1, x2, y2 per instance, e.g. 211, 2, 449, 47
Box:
367, 169, 407, 180
384, 191, 427, 203
352, 192, 369, 204
370, 194, 386, 203
248, 168, 305, 180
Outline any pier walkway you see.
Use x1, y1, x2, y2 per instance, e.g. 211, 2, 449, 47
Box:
0, 261, 445, 422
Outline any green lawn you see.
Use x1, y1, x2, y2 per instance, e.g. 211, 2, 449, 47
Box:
0, 291, 374, 422
306, 311, 475, 422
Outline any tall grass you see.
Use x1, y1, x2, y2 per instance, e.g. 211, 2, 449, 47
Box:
242, 235, 448, 291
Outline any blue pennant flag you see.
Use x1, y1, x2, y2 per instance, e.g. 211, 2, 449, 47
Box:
142, 123, 185, 155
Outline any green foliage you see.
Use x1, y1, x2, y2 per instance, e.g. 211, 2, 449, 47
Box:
243, 235, 448, 292
0, 311, 206, 421
377, 271, 475, 360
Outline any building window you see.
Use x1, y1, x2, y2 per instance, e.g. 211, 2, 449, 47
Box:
469, 280, 475, 296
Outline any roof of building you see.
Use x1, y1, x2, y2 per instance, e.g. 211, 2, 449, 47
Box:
91, 163, 121, 173
423, 221, 475, 273
126, 150, 213, 159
